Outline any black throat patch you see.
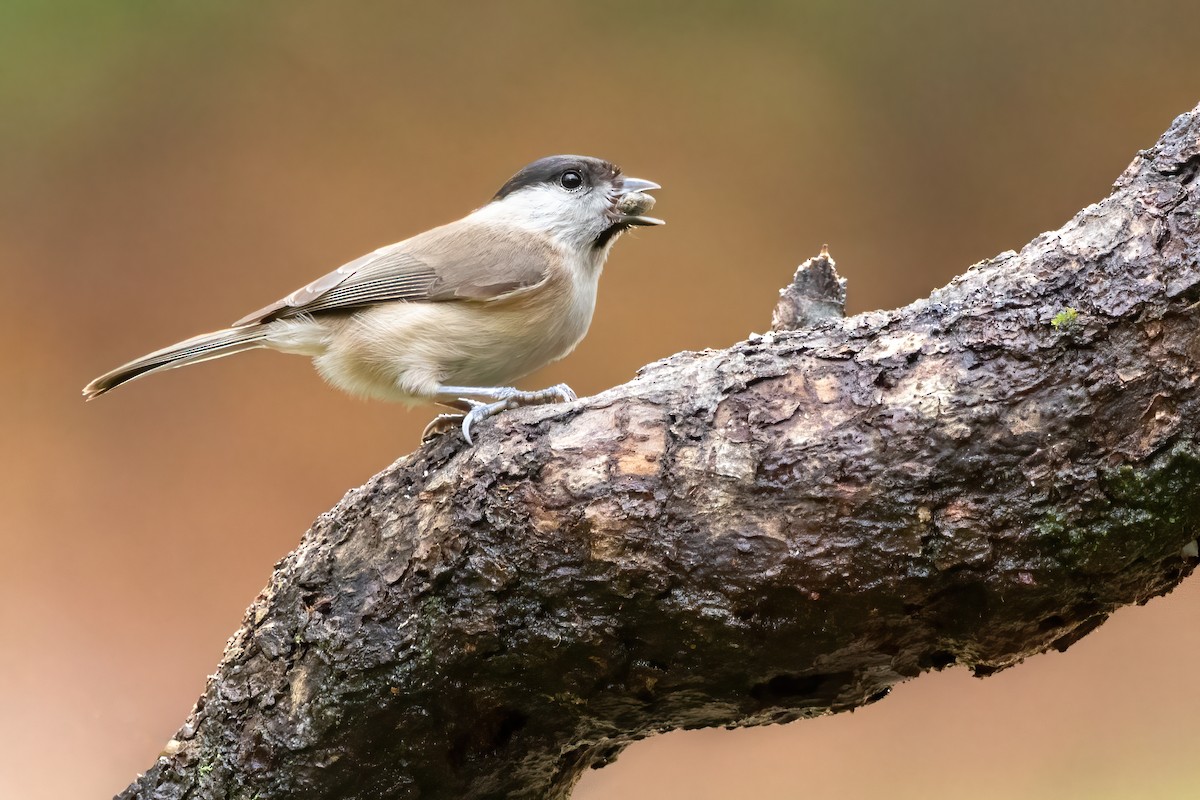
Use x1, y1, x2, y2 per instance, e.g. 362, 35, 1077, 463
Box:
593, 219, 628, 249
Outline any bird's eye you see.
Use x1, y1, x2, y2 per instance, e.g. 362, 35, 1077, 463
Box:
559, 170, 583, 190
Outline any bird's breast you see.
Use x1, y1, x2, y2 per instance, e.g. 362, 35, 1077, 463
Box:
452, 259, 599, 384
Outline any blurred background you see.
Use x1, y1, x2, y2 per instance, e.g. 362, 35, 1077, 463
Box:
2, 2, 1199, 798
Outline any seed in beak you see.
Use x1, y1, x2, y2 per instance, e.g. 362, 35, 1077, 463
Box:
616, 191, 657, 216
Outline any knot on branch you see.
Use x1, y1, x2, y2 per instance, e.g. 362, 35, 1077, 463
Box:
770, 244, 847, 331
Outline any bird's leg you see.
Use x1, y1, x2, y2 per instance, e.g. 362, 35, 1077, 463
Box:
437, 384, 577, 404
427, 384, 577, 444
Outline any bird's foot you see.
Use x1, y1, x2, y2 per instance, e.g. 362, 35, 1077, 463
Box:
459, 398, 513, 445
455, 384, 577, 444
509, 383, 576, 404
421, 412, 465, 443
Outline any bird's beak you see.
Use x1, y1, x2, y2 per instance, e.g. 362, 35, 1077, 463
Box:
615, 177, 665, 226
620, 177, 661, 194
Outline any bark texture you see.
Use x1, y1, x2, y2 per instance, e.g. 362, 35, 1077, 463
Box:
771, 244, 847, 330
121, 105, 1200, 800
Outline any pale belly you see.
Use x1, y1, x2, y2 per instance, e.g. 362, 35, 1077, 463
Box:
303, 290, 597, 403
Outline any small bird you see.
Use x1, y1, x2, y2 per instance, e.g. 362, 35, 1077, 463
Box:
83, 155, 663, 443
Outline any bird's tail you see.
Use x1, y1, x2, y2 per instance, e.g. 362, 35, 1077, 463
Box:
83, 325, 269, 400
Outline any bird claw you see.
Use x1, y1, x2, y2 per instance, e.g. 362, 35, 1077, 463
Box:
548, 383, 577, 403
443, 383, 579, 445
460, 399, 512, 446
421, 412, 465, 442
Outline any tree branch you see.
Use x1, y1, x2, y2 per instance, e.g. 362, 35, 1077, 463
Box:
120, 103, 1200, 800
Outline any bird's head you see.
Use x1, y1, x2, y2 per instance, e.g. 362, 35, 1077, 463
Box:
482, 155, 663, 253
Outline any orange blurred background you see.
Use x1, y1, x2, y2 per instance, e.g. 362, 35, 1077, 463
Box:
3, 2, 1199, 798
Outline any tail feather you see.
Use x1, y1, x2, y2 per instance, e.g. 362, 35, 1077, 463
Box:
83, 325, 268, 400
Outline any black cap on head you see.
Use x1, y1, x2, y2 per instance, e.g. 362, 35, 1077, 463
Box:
493, 155, 620, 200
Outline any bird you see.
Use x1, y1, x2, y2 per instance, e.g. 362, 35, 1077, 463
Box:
82, 155, 663, 443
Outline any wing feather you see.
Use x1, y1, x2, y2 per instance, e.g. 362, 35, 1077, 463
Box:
232, 221, 554, 326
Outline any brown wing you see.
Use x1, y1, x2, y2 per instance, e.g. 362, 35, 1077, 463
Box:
232, 221, 555, 326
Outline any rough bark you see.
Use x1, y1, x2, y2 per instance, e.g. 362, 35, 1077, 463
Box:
771, 244, 847, 330
120, 105, 1200, 800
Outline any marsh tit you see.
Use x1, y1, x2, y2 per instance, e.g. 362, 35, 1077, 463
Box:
83, 155, 663, 443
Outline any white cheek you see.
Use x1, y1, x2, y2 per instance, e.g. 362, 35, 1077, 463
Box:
471, 186, 607, 249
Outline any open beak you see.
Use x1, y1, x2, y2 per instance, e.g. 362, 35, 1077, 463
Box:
615, 177, 665, 226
